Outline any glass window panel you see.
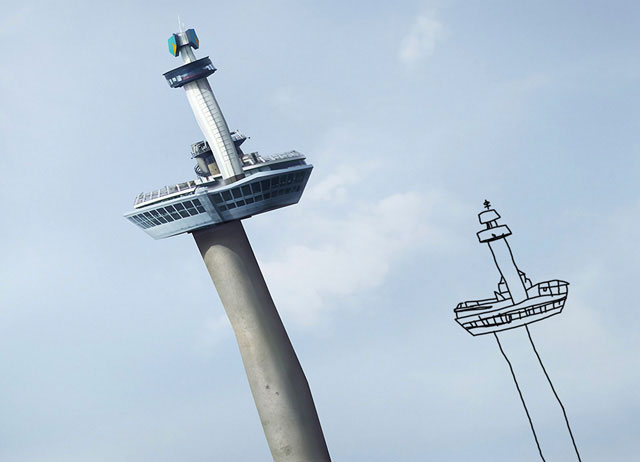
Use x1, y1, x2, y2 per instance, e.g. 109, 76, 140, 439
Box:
170, 212, 181, 220
179, 210, 190, 218
261, 179, 271, 190
264, 192, 271, 199
251, 183, 261, 193
242, 185, 251, 195
174, 203, 185, 211
211, 194, 223, 204
195, 205, 205, 213
245, 197, 254, 204
219, 204, 228, 211
222, 191, 232, 201
165, 205, 176, 212
227, 203, 237, 209
255, 195, 263, 201
236, 200, 245, 207
232, 188, 242, 199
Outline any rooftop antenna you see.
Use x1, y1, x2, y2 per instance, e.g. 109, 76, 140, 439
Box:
177, 15, 184, 33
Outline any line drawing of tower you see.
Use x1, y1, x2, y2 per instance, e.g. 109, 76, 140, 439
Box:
454, 201, 582, 461
125, 26, 331, 462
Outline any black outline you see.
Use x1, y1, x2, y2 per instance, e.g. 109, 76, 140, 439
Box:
495, 333, 546, 462
526, 326, 582, 461
454, 203, 583, 461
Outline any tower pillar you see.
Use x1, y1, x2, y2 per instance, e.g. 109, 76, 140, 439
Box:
193, 220, 331, 462
487, 239, 528, 304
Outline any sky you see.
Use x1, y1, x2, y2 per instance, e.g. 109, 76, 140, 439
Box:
0, 0, 639, 460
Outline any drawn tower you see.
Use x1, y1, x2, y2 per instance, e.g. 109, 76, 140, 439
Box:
125, 26, 331, 462
454, 202, 581, 461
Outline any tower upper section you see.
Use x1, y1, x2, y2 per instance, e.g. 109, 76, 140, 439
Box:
125, 25, 314, 240
168, 29, 199, 57
163, 27, 245, 182
477, 203, 513, 243
453, 202, 569, 335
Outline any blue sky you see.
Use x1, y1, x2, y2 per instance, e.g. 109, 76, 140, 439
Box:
0, 1, 639, 460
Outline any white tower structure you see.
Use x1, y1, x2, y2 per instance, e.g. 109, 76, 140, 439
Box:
166, 29, 244, 182
126, 27, 331, 462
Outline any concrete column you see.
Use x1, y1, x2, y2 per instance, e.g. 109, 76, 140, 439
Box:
193, 220, 331, 462
496, 327, 580, 461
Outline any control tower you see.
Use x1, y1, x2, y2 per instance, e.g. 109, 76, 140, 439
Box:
125, 27, 330, 462
454, 202, 581, 461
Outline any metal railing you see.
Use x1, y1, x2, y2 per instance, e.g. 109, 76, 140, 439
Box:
134, 180, 197, 207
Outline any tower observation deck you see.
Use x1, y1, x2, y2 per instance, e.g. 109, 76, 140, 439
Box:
124, 27, 313, 239
454, 203, 569, 335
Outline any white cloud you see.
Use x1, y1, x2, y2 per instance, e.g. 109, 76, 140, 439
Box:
195, 313, 233, 357
398, 14, 445, 66
0, 6, 34, 35
269, 87, 297, 112
306, 163, 372, 202
261, 189, 456, 326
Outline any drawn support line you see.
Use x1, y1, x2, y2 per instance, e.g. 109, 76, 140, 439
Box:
495, 328, 581, 461
526, 326, 582, 461
495, 332, 546, 462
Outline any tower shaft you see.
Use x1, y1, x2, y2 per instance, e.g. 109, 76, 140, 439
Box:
194, 220, 331, 462
166, 28, 245, 182
488, 239, 528, 304
183, 77, 244, 181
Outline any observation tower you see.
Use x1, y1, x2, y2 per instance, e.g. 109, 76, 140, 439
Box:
125, 26, 330, 462
454, 201, 581, 461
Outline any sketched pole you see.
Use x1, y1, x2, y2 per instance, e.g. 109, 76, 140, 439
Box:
454, 202, 581, 461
